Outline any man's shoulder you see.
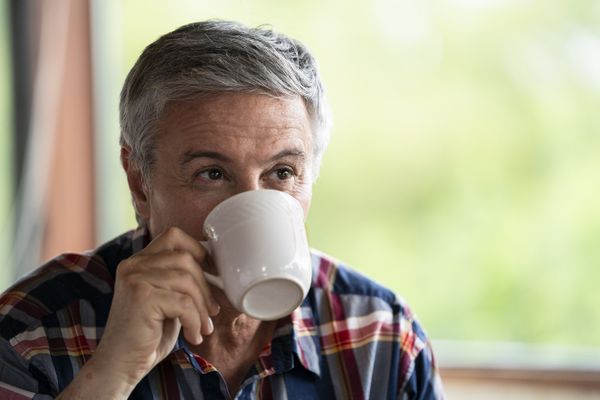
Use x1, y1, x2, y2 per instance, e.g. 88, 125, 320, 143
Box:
0, 229, 136, 340
310, 248, 402, 307
305, 249, 438, 395
309, 248, 425, 334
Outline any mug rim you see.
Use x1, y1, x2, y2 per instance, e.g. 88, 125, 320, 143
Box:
239, 275, 306, 320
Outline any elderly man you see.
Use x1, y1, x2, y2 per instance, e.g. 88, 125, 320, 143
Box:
0, 21, 443, 399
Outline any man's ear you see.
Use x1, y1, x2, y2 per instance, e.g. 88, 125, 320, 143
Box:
120, 146, 150, 220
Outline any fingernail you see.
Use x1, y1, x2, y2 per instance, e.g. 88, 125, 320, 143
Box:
207, 317, 214, 334
211, 304, 220, 316
197, 334, 203, 344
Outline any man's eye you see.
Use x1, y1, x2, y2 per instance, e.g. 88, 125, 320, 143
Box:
273, 168, 294, 180
199, 168, 224, 181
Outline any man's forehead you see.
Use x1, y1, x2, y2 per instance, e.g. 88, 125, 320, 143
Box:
174, 131, 309, 159
155, 93, 313, 158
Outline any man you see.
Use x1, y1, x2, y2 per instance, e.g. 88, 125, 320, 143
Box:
0, 20, 444, 399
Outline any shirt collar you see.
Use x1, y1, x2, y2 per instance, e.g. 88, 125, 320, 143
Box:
131, 225, 151, 254
245, 254, 323, 378
172, 303, 322, 378
282, 301, 322, 377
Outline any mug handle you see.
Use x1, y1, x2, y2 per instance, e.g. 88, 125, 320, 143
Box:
199, 240, 225, 290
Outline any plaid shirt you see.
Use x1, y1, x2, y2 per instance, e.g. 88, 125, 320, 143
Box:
0, 227, 444, 399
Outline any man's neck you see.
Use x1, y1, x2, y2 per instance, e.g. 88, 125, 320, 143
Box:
187, 302, 277, 396
187, 289, 276, 356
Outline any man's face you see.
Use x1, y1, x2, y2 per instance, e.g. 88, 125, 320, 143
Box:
129, 93, 314, 241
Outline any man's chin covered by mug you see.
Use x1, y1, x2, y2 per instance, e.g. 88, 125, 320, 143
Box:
0, 20, 445, 400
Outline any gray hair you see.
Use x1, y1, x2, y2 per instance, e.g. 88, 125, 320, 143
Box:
119, 20, 331, 183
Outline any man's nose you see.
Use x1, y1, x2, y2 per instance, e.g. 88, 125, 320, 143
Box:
234, 175, 263, 194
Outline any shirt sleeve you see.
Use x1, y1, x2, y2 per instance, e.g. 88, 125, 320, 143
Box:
0, 338, 54, 400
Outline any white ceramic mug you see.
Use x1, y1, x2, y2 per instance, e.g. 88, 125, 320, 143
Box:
201, 190, 312, 321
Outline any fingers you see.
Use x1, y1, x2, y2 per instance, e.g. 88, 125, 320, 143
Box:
129, 265, 215, 337
131, 248, 220, 316
115, 227, 222, 345
146, 227, 221, 315
145, 226, 206, 262
151, 287, 206, 345
93, 227, 225, 388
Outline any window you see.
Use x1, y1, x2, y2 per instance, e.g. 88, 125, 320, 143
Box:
112, 0, 600, 349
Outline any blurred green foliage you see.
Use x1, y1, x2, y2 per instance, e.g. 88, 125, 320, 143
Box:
119, 0, 600, 347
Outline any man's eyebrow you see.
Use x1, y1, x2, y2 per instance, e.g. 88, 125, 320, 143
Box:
180, 151, 232, 165
269, 149, 306, 162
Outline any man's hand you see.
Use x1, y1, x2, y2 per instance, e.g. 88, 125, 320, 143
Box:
58, 227, 220, 399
